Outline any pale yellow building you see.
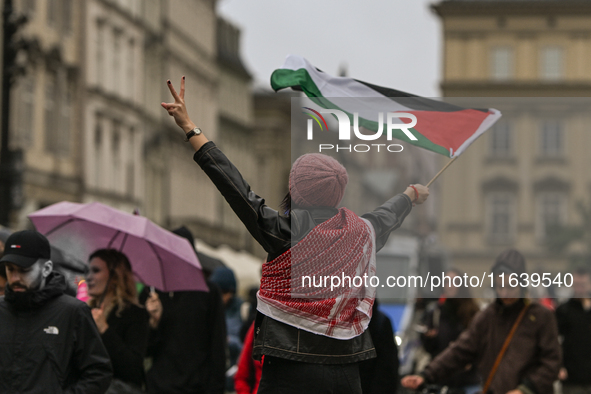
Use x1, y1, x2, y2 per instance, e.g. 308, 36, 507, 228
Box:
164, 14, 259, 253
83, 0, 148, 213
10, 0, 83, 228
4, 0, 267, 259
432, 0, 591, 285
142, 0, 222, 240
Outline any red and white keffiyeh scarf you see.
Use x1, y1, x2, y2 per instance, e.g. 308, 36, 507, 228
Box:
257, 208, 377, 339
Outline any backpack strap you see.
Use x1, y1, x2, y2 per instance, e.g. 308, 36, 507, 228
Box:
482, 302, 530, 394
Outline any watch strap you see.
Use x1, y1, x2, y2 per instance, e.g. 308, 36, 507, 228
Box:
185, 127, 202, 142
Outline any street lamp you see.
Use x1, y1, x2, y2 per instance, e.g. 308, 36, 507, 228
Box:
0, 0, 27, 227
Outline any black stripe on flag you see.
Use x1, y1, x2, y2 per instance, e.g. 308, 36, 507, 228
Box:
355, 79, 489, 113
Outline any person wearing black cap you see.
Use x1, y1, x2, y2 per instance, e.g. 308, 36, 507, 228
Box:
402, 249, 561, 394
0, 230, 113, 393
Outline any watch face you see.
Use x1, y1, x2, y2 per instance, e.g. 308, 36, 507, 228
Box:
194, 128, 202, 135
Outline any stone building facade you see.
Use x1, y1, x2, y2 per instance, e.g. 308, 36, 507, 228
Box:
5, 0, 269, 257
432, 0, 591, 284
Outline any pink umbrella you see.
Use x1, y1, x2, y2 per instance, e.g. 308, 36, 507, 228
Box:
28, 201, 208, 292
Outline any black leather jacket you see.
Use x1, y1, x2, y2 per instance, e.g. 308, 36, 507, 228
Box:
194, 141, 413, 364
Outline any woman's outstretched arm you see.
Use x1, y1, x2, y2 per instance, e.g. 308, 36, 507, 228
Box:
161, 78, 291, 255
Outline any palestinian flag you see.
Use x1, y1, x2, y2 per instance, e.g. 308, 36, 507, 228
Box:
271, 55, 501, 158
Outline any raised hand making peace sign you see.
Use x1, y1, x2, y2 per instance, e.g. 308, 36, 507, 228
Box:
161, 77, 209, 151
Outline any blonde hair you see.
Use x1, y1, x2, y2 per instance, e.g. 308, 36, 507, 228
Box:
88, 249, 138, 317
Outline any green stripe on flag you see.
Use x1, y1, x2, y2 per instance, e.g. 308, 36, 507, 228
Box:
271, 68, 324, 98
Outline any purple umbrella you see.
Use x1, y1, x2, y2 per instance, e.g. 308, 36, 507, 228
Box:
28, 201, 208, 292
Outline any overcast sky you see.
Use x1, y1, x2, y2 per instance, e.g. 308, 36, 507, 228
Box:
218, 0, 442, 97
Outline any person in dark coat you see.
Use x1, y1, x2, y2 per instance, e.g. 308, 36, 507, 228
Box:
359, 299, 400, 394
210, 267, 244, 367
140, 226, 227, 394
161, 78, 429, 394
419, 269, 481, 393
170, 226, 225, 279
0, 230, 113, 393
87, 249, 149, 390
402, 250, 561, 394
556, 267, 591, 394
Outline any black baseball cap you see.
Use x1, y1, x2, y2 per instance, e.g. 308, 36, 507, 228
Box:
0, 230, 51, 268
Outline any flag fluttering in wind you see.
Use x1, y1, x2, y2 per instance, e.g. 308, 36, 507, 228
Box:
271, 55, 501, 158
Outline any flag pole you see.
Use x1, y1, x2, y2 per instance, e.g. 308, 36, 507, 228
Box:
426, 157, 457, 187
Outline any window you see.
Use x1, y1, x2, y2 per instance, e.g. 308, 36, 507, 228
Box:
62, 0, 72, 33
540, 119, 563, 157
96, 21, 105, 85
21, 0, 36, 15
491, 47, 513, 80
44, 74, 57, 153
490, 119, 512, 157
113, 30, 122, 94
44, 71, 73, 156
536, 192, 566, 240
128, 38, 135, 101
112, 122, 121, 191
18, 75, 36, 145
94, 118, 103, 187
540, 47, 564, 80
126, 127, 135, 196
58, 82, 72, 156
47, 0, 58, 27
127, 163, 135, 197
487, 192, 515, 243
130, 0, 141, 17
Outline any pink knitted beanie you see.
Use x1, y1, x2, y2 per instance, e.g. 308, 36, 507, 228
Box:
289, 154, 348, 208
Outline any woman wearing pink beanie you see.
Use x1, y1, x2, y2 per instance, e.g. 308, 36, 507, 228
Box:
162, 78, 429, 394
288, 153, 349, 209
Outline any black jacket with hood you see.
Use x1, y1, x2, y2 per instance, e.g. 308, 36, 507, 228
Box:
556, 298, 591, 385
194, 141, 413, 364
0, 271, 113, 394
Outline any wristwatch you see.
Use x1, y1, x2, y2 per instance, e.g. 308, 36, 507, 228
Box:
185, 127, 202, 142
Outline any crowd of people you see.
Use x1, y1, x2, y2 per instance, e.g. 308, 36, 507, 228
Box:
0, 225, 266, 393
1, 227, 590, 394
0, 77, 589, 394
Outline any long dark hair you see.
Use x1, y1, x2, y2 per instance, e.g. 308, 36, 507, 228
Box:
280, 191, 291, 216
